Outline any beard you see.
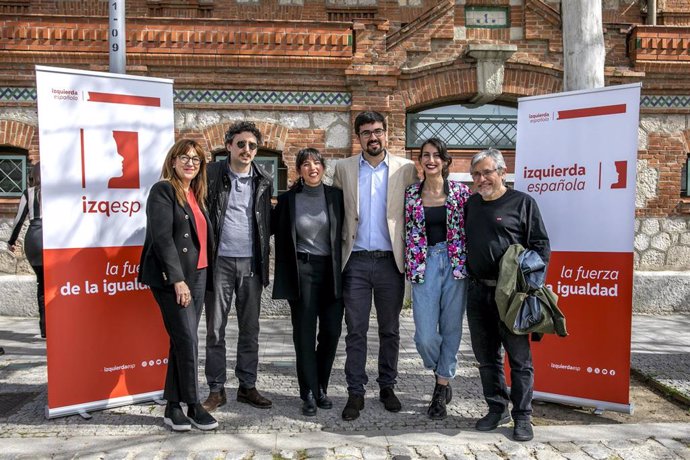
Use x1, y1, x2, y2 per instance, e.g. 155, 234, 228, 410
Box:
365, 140, 384, 156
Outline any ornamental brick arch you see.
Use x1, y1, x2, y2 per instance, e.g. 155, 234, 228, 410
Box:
0, 119, 37, 156
200, 121, 289, 153
397, 63, 562, 114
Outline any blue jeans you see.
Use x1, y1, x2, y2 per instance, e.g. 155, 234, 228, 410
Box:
411, 242, 468, 380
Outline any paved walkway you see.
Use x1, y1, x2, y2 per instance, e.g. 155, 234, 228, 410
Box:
0, 313, 689, 459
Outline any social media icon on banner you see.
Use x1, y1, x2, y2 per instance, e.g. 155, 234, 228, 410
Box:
141, 361, 147, 367
163, 358, 168, 364
156, 359, 162, 365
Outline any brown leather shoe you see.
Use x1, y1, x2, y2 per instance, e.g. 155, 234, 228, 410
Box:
237, 387, 272, 409
201, 388, 227, 412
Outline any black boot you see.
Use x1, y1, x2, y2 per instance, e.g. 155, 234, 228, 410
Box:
301, 392, 317, 416
427, 383, 448, 420
317, 387, 333, 409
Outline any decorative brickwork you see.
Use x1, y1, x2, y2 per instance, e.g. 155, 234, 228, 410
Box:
629, 26, 690, 64
0, 120, 35, 153
637, 128, 689, 217
2, 0, 690, 263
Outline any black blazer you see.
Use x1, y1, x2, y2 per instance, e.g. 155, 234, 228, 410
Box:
271, 184, 344, 301
138, 180, 214, 290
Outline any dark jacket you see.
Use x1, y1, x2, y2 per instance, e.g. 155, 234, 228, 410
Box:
206, 160, 273, 287
271, 184, 344, 300
495, 244, 567, 337
138, 180, 214, 289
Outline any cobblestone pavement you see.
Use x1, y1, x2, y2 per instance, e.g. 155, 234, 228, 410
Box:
1, 314, 689, 459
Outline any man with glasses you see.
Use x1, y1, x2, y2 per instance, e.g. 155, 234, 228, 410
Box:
333, 111, 418, 421
202, 121, 274, 411
464, 148, 550, 442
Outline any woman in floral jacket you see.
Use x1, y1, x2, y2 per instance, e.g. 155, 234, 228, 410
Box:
404, 137, 471, 420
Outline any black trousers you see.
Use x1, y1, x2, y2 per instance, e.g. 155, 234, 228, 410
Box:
466, 281, 534, 420
342, 252, 404, 395
288, 255, 343, 400
151, 268, 206, 404
30, 264, 45, 338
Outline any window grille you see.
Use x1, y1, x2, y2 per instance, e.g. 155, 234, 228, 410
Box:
0, 155, 27, 197
406, 113, 517, 149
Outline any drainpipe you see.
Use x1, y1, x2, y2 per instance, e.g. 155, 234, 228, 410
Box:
647, 0, 657, 26
109, 0, 126, 74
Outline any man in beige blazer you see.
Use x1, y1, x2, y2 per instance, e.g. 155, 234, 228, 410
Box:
333, 111, 418, 421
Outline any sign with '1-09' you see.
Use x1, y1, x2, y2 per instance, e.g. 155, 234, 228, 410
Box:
515, 83, 641, 413
36, 66, 174, 418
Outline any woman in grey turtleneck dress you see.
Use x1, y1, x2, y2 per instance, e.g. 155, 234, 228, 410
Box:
271, 148, 344, 416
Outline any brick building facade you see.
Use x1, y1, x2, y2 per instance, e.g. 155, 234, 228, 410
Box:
1, 0, 689, 308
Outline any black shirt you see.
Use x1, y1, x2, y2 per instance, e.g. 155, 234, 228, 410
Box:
464, 188, 550, 280
424, 205, 446, 247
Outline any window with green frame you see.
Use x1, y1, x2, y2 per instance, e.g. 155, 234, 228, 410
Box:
213, 149, 287, 196
682, 154, 689, 197
406, 103, 517, 150
0, 147, 29, 197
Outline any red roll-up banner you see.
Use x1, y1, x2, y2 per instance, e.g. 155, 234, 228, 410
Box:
514, 84, 641, 413
36, 66, 175, 418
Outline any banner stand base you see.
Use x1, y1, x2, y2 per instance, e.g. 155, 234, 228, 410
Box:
533, 390, 634, 415
153, 397, 166, 406
45, 390, 164, 419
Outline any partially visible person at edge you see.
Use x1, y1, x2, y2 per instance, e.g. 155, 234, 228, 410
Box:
404, 138, 471, 420
138, 139, 218, 432
202, 121, 274, 412
333, 110, 419, 421
464, 147, 550, 442
271, 148, 345, 416
8, 162, 45, 339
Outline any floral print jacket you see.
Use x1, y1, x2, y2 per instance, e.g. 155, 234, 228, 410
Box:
404, 179, 471, 283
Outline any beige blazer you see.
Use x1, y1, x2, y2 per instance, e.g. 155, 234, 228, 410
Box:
333, 152, 419, 273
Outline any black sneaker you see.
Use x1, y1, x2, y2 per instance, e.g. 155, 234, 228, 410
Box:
445, 383, 452, 403
187, 403, 219, 430
513, 419, 534, 441
341, 393, 364, 421
379, 387, 401, 412
427, 384, 448, 420
475, 410, 511, 431
163, 403, 191, 432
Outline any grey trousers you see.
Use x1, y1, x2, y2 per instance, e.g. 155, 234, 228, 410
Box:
205, 256, 263, 392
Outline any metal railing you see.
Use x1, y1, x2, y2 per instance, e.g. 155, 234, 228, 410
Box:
406, 113, 517, 149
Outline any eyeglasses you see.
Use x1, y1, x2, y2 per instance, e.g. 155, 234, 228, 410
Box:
177, 155, 201, 166
359, 128, 385, 138
471, 168, 498, 180
235, 140, 258, 151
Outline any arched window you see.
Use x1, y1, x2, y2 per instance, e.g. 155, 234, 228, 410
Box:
406, 103, 517, 150
0, 146, 29, 197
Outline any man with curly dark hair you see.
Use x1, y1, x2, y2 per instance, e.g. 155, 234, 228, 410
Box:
202, 120, 274, 411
